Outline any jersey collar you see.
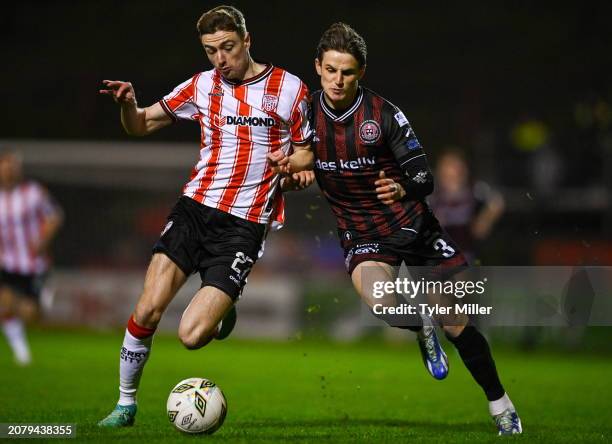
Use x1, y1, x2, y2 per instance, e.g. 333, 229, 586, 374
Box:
220, 63, 274, 87
320, 87, 363, 123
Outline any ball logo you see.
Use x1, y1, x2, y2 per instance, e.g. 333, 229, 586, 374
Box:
359, 120, 381, 144
262, 94, 279, 112
181, 414, 193, 426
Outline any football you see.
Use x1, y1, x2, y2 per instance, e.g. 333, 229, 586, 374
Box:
166, 377, 227, 434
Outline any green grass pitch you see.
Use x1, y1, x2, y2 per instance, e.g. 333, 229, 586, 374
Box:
1, 329, 611, 443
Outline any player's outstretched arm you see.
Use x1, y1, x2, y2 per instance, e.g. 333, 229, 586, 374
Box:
100, 80, 172, 136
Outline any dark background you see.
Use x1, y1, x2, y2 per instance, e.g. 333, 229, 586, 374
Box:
2, 1, 611, 268
2, 1, 610, 143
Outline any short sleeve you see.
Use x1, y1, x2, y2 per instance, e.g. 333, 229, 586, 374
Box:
31, 183, 61, 219
289, 83, 313, 145
159, 76, 199, 122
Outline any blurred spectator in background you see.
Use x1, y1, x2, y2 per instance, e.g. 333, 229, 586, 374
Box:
0, 148, 63, 365
509, 114, 563, 196
429, 148, 505, 263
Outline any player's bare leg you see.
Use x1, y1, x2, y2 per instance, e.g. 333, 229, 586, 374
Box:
351, 261, 449, 379
0, 287, 32, 366
17, 298, 40, 323
351, 260, 398, 309
431, 289, 522, 435
99, 253, 187, 428
178, 286, 235, 349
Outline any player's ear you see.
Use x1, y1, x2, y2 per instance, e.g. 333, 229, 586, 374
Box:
315, 58, 322, 76
243, 32, 251, 50
358, 64, 366, 80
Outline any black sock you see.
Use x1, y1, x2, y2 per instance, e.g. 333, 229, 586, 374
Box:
446, 326, 505, 401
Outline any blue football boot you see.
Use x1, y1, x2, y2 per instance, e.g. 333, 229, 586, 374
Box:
417, 319, 449, 380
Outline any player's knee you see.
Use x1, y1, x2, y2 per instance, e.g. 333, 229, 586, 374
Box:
442, 319, 469, 338
178, 327, 215, 350
19, 304, 39, 323
133, 303, 164, 328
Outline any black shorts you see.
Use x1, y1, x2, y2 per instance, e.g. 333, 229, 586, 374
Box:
0, 269, 47, 302
341, 212, 467, 279
152, 196, 267, 301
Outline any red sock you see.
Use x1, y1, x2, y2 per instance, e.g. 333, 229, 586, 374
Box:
127, 315, 156, 339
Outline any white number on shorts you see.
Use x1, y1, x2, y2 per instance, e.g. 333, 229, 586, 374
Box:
432, 238, 455, 258
231, 252, 254, 280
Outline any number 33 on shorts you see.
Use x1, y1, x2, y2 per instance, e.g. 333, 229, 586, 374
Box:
432, 238, 456, 258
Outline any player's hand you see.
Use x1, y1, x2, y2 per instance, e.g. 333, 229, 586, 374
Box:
267, 150, 291, 175
281, 171, 315, 191
375, 170, 406, 205
100, 80, 137, 106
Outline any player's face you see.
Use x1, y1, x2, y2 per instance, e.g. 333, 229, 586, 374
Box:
316, 50, 365, 109
201, 30, 251, 81
0, 154, 21, 188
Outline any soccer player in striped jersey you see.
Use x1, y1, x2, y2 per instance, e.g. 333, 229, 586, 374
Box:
0, 149, 63, 366
98, 6, 313, 427
304, 23, 521, 435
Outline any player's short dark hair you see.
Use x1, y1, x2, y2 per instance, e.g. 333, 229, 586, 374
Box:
317, 22, 367, 67
196, 5, 247, 39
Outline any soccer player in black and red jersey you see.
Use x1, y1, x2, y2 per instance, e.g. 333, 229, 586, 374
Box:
280, 23, 521, 435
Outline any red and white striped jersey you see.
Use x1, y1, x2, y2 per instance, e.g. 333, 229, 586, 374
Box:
0, 181, 60, 275
159, 64, 312, 225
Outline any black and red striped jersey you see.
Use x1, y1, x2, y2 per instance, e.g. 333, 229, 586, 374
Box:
312, 87, 434, 242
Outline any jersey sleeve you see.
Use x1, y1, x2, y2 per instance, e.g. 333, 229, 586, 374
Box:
382, 103, 434, 199
158, 76, 199, 122
32, 183, 62, 219
289, 83, 313, 145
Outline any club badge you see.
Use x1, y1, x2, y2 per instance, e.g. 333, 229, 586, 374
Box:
262, 94, 279, 112
359, 120, 381, 144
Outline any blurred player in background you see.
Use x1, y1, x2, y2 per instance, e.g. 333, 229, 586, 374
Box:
281, 23, 521, 435
0, 149, 63, 365
429, 148, 505, 263
98, 5, 313, 427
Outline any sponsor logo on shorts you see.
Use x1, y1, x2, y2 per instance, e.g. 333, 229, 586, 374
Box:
353, 243, 381, 255
345, 242, 381, 271
359, 120, 381, 144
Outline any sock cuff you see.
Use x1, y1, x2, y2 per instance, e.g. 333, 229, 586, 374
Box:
127, 315, 156, 339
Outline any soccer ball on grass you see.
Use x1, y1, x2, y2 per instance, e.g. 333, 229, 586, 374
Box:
166, 377, 227, 434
